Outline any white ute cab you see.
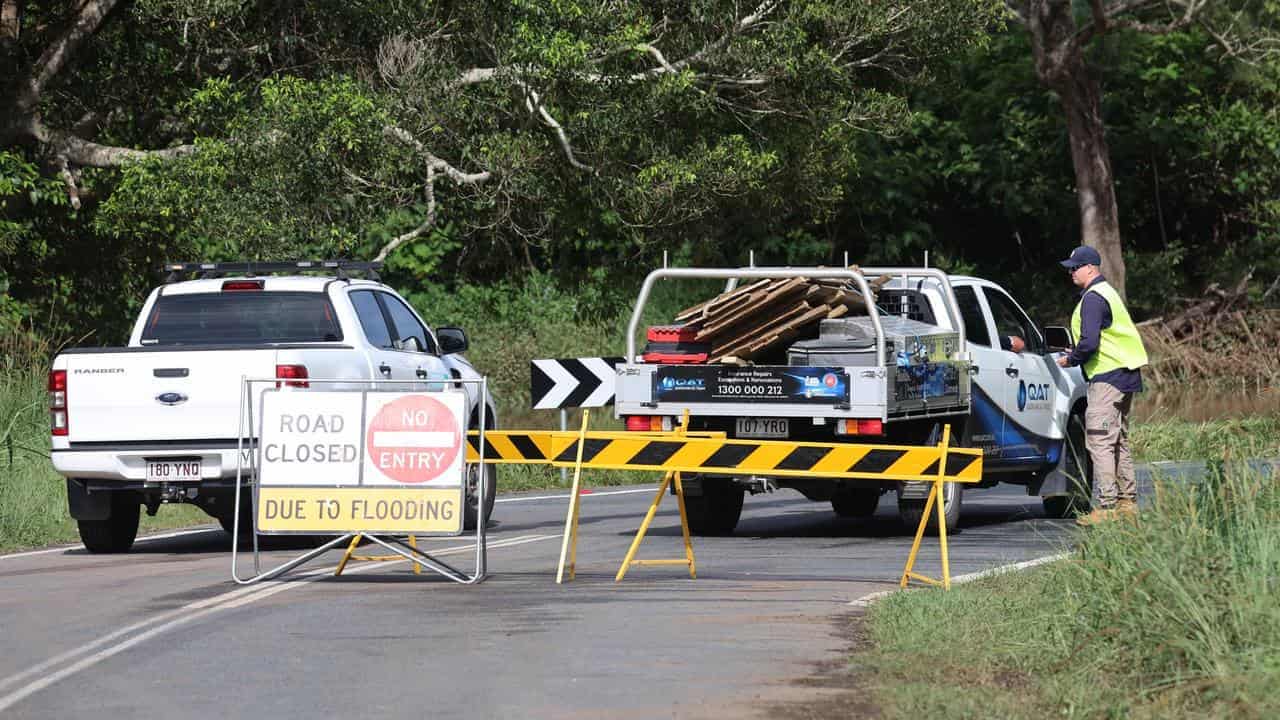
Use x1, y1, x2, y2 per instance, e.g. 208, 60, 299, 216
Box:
49, 261, 498, 553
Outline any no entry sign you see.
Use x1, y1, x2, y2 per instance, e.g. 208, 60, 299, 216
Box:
366, 389, 465, 484
364, 393, 464, 485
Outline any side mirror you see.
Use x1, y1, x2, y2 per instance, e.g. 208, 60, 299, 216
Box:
1043, 326, 1074, 352
437, 326, 468, 355
395, 336, 424, 353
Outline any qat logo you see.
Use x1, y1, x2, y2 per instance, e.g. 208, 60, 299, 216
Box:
1018, 380, 1051, 411
662, 376, 704, 390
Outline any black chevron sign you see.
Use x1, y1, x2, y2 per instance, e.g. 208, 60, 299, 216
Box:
530, 357, 625, 409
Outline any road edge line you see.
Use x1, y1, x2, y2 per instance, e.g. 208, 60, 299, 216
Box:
848, 551, 1071, 608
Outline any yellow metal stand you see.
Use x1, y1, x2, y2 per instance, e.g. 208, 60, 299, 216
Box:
899, 425, 953, 590
615, 412, 696, 582
555, 410, 591, 584
334, 534, 424, 576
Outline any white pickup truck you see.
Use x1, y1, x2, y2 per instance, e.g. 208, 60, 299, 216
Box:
615, 266, 1093, 534
49, 261, 498, 553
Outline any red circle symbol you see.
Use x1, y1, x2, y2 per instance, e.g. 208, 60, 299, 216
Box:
823, 373, 838, 388
366, 395, 462, 484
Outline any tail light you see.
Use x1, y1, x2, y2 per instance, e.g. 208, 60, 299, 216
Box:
836, 418, 883, 436
49, 370, 68, 436
624, 415, 672, 432
276, 364, 309, 388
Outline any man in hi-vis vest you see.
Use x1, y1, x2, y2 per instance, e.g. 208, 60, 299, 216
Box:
1055, 246, 1149, 526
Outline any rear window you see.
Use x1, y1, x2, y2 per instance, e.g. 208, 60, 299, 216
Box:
141, 292, 343, 345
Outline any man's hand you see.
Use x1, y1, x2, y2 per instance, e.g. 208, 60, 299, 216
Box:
1008, 335, 1026, 353
1056, 355, 1070, 368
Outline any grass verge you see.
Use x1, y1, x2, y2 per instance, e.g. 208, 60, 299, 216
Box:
1131, 413, 1280, 462
861, 466, 1280, 719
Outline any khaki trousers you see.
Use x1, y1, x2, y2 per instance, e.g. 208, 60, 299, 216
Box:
1085, 382, 1137, 507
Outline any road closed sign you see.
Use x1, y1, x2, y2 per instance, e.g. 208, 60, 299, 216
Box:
256, 390, 468, 535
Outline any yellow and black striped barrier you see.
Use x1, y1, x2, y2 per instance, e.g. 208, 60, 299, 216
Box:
466, 423, 978, 590
465, 431, 982, 485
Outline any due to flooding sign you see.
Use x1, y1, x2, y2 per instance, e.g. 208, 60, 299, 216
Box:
256, 391, 468, 535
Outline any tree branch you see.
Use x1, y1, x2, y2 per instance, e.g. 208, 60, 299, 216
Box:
56, 156, 81, 211
383, 125, 491, 184
17, 0, 121, 113
1, 0, 20, 45
514, 81, 594, 172
375, 165, 437, 263
34, 120, 195, 168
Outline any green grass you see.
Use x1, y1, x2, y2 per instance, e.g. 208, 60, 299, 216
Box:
1131, 414, 1280, 462
862, 466, 1280, 719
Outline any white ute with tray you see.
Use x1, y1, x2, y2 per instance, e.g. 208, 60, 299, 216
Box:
48, 260, 498, 553
614, 265, 1092, 534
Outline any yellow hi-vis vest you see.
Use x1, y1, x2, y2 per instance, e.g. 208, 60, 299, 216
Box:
1070, 280, 1149, 378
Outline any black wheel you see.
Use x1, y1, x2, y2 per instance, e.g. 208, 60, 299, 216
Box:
215, 492, 255, 537
217, 510, 255, 538
898, 481, 962, 534
463, 463, 496, 530
831, 487, 881, 517
683, 477, 744, 535
1043, 411, 1092, 518
77, 492, 141, 553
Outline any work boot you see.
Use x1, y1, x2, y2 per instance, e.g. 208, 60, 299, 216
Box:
1116, 499, 1139, 517
1075, 507, 1116, 527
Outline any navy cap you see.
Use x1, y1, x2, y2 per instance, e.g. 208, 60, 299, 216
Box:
1059, 246, 1101, 269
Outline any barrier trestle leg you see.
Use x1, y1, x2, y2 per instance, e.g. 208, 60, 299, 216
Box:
615, 412, 696, 582
556, 410, 591, 584
334, 535, 425, 576
899, 425, 954, 590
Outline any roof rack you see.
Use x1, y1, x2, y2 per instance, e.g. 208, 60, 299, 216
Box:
160, 260, 382, 283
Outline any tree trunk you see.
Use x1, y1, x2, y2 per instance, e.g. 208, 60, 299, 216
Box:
1055, 59, 1126, 299
1024, 0, 1128, 300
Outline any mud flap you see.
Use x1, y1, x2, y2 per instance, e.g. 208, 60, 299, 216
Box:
66, 478, 112, 520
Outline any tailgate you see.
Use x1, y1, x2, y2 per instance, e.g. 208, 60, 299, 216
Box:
65, 350, 279, 443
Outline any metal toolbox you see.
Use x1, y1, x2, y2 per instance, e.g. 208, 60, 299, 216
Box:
788, 316, 966, 416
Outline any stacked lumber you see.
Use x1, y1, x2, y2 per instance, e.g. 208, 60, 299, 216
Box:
669, 272, 889, 363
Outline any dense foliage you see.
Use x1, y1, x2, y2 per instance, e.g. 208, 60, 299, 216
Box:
2, 1, 1278, 343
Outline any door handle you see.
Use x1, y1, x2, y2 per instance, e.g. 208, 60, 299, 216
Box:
416, 368, 428, 379
379, 364, 392, 376
1005, 367, 1020, 378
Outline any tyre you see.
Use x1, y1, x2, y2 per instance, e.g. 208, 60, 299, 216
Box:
1043, 411, 1092, 518
831, 487, 881, 518
77, 492, 141, 553
463, 463, 496, 530
683, 477, 744, 535
898, 481, 962, 534
216, 493, 255, 537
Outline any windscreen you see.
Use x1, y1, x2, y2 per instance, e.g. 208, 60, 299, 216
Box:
141, 292, 343, 345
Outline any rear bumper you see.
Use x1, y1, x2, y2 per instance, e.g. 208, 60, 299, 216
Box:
51, 445, 254, 482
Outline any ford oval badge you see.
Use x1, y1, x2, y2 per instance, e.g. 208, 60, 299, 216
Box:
156, 392, 188, 406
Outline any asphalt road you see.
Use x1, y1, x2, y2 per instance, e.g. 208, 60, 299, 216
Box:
5, 462, 1259, 719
